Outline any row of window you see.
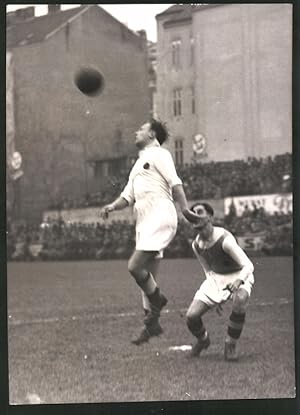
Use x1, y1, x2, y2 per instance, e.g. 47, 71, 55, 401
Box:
173, 87, 195, 117
93, 140, 186, 175
171, 37, 194, 68
174, 138, 184, 165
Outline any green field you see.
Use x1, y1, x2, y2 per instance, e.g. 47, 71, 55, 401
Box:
7, 257, 295, 404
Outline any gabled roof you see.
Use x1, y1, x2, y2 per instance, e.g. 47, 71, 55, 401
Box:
156, 4, 194, 20
156, 4, 225, 24
6, 5, 90, 49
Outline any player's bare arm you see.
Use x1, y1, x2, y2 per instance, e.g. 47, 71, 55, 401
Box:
222, 235, 254, 292
172, 184, 201, 223
152, 149, 200, 224
100, 197, 129, 219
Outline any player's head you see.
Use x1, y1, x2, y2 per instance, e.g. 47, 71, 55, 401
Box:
135, 118, 169, 148
190, 202, 214, 229
191, 202, 214, 217
149, 118, 169, 145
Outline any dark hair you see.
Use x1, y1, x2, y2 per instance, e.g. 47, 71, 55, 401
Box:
190, 202, 214, 217
149, 118, 169, 145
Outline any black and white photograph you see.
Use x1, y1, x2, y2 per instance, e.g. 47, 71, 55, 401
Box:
5, 2, 295, 409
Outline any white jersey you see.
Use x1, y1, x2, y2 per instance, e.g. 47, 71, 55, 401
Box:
120, 141, 182, 253
120, 141, 182, 205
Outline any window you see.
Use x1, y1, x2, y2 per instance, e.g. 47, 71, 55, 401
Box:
190, 37, 194, 65
191, 86, 195, 114
175, 139, 184, 166
171, 40, 181, 68
173, 88, 182, 117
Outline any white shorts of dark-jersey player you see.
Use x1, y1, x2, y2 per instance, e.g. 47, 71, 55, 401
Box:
185, 202, 255, 361
100, 119, 201, 345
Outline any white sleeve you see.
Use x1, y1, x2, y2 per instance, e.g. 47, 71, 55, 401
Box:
222, 234, 254, 282
153, 149, 182, 188
120, 174, 135, 206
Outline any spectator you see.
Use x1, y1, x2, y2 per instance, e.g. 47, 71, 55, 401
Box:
7, 154, 292, 260
46, 153, 292, 210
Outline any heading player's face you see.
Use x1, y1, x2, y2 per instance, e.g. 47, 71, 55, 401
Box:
135, 123, 152, 149
192, 205, 211, 229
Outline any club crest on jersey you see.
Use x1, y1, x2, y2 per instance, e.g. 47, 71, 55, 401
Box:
143, 162, 150, 169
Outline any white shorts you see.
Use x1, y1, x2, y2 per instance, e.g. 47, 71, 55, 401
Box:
194, 270, 255, 307
134, 197, 178, 255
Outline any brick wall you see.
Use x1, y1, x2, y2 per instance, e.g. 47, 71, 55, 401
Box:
10, 6, 150, 222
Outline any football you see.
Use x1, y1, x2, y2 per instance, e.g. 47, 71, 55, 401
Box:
74, 67, 104, 97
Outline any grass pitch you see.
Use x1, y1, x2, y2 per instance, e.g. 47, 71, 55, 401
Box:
7, 257, 295, 404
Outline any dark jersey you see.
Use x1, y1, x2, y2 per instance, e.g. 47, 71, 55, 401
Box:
192, 229, 243, 274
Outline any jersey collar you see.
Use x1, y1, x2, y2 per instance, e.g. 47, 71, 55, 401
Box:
139, 139, 160, 156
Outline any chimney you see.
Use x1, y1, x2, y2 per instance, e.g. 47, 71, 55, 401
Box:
137, 30, 147, 40
17, 7, 35, 19
47, 5, 61, 14
7, 7, 35, 25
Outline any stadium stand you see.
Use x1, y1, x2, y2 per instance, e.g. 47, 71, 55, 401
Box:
7, 154, 292, 261
47, 153, 292, 210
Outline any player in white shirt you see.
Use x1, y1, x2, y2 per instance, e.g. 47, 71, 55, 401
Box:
186, 202, 255, 361
100, 119, 199, 345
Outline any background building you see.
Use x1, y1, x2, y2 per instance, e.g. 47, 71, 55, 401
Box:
147, 40, 157, 117
6, 4, 150, 222
155, 4, 292, 165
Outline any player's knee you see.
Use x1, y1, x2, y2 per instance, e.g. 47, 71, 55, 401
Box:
127, 259, 138, 278
128, 260, 147, 284
186, 309, 201, 327
232, 288, 249, 313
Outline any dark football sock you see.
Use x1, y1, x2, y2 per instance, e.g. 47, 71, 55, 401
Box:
147, 286, 162, 309
187, 316, 206, 339
227, 311, 246, 340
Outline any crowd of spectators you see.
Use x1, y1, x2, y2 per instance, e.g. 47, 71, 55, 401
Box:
7, 153, 292, 261
49, 153, 292, 209
177, 153, 292, 200
48, 153, 292, 210
7, 219, 135, 262
224, 201, 292, 236
7, 207, 293, 262
48, 187, 121, 211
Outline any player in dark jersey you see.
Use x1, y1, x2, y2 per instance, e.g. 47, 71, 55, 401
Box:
186, 202, 255, 361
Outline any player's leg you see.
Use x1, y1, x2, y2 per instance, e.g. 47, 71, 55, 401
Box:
186, 298, 211, 357
132, 256, 163, 345
128, 250, 167, 309
128, 250, 167, 345
141, 257, 161, 315
225, 286, 250, 361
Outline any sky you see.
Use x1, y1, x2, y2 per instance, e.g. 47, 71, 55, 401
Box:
6, 4, 174, 42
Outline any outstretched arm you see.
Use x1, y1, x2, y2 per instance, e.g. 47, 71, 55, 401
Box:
99, 197, 129, 219
172, 184, 201, 223
100, 169, 135, 220
153, 149, 201, 223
